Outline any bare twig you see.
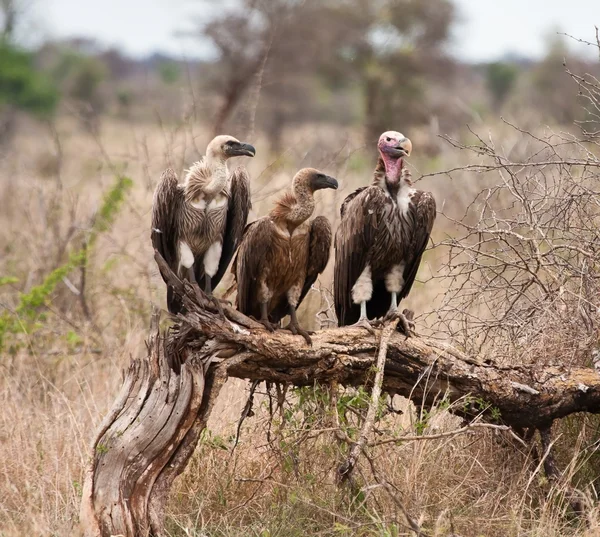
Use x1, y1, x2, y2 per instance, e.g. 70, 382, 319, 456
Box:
232, 379, 260, 451
369, 422, 528, 448
338, 319, 399, 481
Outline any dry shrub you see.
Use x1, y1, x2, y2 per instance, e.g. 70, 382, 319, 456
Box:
429, 121, 600, 369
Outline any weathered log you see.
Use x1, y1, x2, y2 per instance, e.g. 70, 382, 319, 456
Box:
79, 313, 226, 537
78, 254, 600, 536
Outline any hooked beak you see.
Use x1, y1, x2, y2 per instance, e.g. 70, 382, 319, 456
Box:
314, 174, 338, 190
383, 137, 412, 158
229, 142, 256, 157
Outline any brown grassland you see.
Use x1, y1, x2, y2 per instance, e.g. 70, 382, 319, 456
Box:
2, 110, 600, 537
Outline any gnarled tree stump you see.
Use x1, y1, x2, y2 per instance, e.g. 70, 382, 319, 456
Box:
79, 255, 600, 536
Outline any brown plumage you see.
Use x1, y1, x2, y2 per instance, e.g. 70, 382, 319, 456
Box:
233, 168, 338, 343
152, 135, 255, 313
334, 131, 436, 329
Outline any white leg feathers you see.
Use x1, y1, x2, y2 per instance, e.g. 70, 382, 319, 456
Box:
203, 241, 223, 278
179, 241, 195, 270
352, 265, 373, 305
385, 263, 405, 293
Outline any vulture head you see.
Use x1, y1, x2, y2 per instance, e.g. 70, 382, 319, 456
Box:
377, 131, 412, 184
293, 168, 339, 194
207, 135, 256, 161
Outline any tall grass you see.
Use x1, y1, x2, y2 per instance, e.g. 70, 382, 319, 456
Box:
0, 117, 598, 536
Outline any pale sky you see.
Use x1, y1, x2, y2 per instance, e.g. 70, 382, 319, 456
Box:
27, 0, 600, 62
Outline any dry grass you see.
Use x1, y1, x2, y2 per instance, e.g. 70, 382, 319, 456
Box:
1, 116, 598, 536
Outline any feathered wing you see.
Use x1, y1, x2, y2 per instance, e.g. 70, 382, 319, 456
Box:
234, 217, 276, 318
199, 166, 252, 292
399, 190, 436, 300
151, 169, 185, 313
334, 187, 386, 326
271, 215, 333, 322
340, 186, 368, 218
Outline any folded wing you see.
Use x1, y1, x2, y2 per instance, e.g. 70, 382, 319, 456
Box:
151, 169, 185, 313
270, 215, 333, 322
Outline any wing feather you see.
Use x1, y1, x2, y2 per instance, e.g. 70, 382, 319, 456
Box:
199, 166, 252, 291
271, 215, 333, 322
399, 191, 436, 300
339, 186, 368, 218
234, 217, 275, 317
151, 168, 185, 313
334, 186, 386, 326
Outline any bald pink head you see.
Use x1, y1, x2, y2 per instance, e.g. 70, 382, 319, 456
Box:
377, 131, 412, 183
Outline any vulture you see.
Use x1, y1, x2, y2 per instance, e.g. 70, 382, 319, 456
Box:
152, 135, 255, 313
334, 131, 436, 331
233, 168, 338, 343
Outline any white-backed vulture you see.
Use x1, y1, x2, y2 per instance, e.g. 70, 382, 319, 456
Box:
233, 168, 338, 343
152, 135, 255, 313
334, 131, 436, 331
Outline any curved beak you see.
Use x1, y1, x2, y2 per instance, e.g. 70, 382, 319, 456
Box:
230, 142, 256, 157
384, 137, 412, 158
314, 174, 338, 190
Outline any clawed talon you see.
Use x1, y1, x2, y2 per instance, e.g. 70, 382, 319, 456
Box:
283, 323, 314, 336
287, 322, 313, 345
257, 318, 276, 332
402, 309, 415, 329
348, 318, 377, 336
207, 294, 226, 318
378, 308, 416, 337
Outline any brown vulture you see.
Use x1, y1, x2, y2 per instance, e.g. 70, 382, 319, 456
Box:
152, 135, 255, 313
334, 131, 436, 331
233, 168, 338, 343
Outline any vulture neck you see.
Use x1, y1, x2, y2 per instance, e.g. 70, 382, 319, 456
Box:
373, 156, 410, 196
271, 182, 315, 231
185, 153, 229, 203
203, 154, 229, 197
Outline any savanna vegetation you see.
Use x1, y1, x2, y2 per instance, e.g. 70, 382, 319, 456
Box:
2, 1, 600, 535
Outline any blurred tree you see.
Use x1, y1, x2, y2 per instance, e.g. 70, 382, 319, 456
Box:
0, 41, 58, 144
52, 50, 107, 132
99, 48, 135, 80
201, 0, 456, 149
201, 0, 340, 148
116, 88, 133, 119
486, 62, 518, 111
323, 0, 456, 145
201, 1, 270, 136
530, 33, 583, 125
158, 61, 181, 85
0, 0, 16, 39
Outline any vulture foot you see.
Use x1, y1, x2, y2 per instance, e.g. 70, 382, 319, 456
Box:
285, 322, 313, 346
254, 317, 277, 332
286, 304, 313, 345
283, 322, 315, 335
347, 318, 377, 336
378, 308, 415, 337
205, 294, 226, 318
216, 297, 233, 307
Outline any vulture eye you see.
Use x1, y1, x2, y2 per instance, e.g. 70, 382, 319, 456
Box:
386, 137, 391, 142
